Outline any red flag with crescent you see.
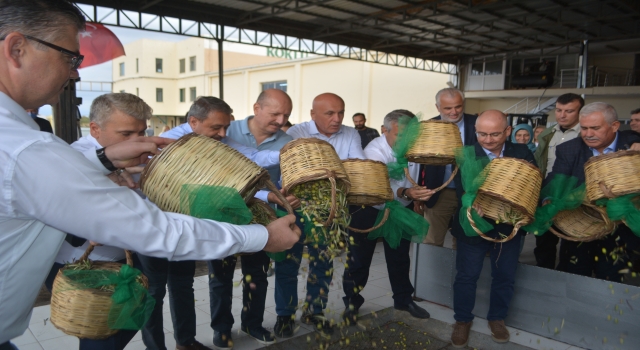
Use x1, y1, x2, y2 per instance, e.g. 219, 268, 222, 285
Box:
79, 22, 125, 69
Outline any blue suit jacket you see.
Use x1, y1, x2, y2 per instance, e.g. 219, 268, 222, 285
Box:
451, 141, 537, 245
419, 113, 478, 208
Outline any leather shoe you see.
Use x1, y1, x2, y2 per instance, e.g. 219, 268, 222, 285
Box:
342, 305, 359, 326
176, 340, 213, 350
394, 301, 430, 319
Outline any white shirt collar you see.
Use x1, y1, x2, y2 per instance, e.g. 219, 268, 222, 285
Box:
0, 92, 40, 131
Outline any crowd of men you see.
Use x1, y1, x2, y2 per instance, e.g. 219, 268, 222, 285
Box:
2, 1, 640, 350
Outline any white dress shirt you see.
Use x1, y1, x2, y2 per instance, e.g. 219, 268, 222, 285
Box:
286, 120, 365, 160
364, 135, 420, 207
162, 123, 280, 168
0, 92, 268, 342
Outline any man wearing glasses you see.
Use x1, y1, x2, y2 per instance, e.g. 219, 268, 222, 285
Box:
449, 110, 536, 348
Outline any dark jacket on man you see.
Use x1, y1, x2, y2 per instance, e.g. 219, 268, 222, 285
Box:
450, 141, 537, 245
419, 113, 478, 208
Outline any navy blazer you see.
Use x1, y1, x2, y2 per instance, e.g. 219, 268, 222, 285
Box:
545, 130, 640, 186
450, 141, 537, 245
419, 113, 478, 208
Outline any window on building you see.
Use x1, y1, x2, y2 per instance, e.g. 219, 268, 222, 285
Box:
156, 88, 163, 102
179, 88, 185, 102
261, 80, 287, 92
136, 87, 139, 96
119, 62, 125, 76
189, 87, 196, 102
119, 89, 125, 93
484, 60, 503, 75
189, 56, 196, 71
156, 58, 163, 73
136, 58, 139, 73
179, 59, 185, 73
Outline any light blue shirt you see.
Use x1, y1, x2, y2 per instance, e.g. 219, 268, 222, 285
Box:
482, 144, 506, 160
227, 117, 293, 202
590, 133, 618, 156
444, 118, 466, 189
163, 123, 280, 168
286, 120, 365, 160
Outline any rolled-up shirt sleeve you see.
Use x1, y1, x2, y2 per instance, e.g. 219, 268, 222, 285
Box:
11, 141, 269, 261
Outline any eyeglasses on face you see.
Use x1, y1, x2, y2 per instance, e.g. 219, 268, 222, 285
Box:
0, 34, 84, 70
476, 127, 509, 139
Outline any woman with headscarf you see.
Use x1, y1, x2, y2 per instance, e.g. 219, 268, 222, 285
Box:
511, 123, 536, 152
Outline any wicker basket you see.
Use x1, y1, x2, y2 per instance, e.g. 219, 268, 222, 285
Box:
140, 133, 292, 214
550, 203, 617, 242
467, 157, 542, 243
584, 150, 640, 202
50, 246, 148, 339
280, 138, 350, 226
404, 120, 463, 190
342, 159, 393, 206
248, 198, 278, 225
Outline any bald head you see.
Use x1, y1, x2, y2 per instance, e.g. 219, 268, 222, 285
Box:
476, 110, 511, 156
252, 89, 293, 136
310, 93, 345, 137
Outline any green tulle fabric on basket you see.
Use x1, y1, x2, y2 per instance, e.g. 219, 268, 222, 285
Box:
387, 115, 421, 180
62, 264, 155, 330
455, 146, 492, 237
596, 194, 640, 237
180, 184, 253, 225
367, 201, 429, 248
522, 174, 585, 235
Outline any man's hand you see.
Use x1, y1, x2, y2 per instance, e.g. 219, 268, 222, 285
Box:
406, 187, 436, 202
263, 214, 301, 252
413, 200, 424, 214
629, 143, 640, 151
107, 169, 137, 189
267, 190, 301, 209
89, 241, 103, 246
104, 136, 175, 169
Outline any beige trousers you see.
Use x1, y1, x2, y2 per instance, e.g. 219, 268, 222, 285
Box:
422, 188, 458, 247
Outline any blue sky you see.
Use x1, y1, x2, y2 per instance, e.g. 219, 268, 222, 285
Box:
40, 26, 188, 117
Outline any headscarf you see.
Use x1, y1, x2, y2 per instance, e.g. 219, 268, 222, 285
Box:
511, 123, 536, 152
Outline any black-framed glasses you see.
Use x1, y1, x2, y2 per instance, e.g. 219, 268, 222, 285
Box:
476, 126, 509, 139
0, 34, 84, 70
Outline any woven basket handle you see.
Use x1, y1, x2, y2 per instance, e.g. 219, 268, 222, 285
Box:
77, 243, 134, 267
404, 165, 458, 193
347, 208, 390, 233
264, 180, 294, 215
598, 181, 616, 199
322, 170, 338, 227
466, 207, 522, 243
548, 226, 584, 242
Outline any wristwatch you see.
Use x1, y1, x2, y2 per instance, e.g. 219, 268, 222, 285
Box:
96, 147, 117, 172
401, 188, 410, 200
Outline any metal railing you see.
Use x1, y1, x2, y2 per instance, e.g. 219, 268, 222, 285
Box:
559, 66, 638, 88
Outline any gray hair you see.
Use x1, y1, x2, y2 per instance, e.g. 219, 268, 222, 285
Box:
90, 93, 152, 127
579, 102, 618, 125
383, 109, 416, 131
188, 96, 232, 121
0, 0, 85, 43
435, 88, 464, 106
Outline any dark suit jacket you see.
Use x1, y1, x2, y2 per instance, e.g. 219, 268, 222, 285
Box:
450, 141, 537, 245
545, 130, 640, 186
419, 113, 478, 208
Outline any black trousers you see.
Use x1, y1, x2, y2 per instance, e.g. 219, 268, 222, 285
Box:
534, 231, 559, 269
208, 251, 270, 332
342, 205, 414, 310
556, 232, 626, 282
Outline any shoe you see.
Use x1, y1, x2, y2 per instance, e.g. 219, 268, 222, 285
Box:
274, 315, 295, 338
212, 331, 233, 349
241, 325, 276, 345
302, 312, 334, 335
176, 340, 213, 350
451, 321, 472, 348
342, 305, 359, 326
488, 320, 510, 343
394, 301, 430, 319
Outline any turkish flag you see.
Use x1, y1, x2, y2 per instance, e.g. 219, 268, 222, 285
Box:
79, 22, 125, 69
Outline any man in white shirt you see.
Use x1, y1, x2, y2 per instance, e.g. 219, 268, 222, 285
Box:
273, 93, 365, 338
43, 92, 151, 350
0, 1, 299, 346
342, 109, 433, 325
